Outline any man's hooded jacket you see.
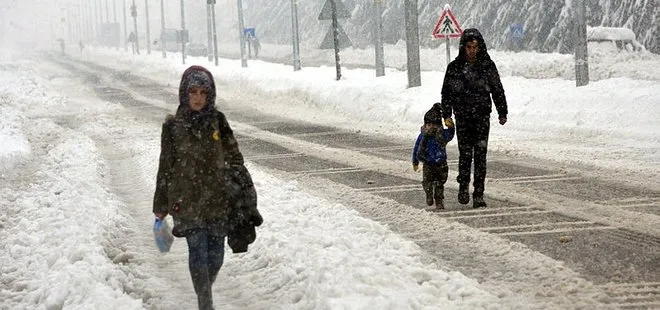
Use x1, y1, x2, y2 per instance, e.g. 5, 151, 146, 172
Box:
440, 28, 508, 120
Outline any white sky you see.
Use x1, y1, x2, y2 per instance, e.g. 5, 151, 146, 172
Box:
0, 40, 658, 309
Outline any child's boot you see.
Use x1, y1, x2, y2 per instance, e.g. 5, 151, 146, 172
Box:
433, 182, 444, 209
423, 182, 434, 206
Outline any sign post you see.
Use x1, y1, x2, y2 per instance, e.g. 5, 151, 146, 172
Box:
431, 4, 463, 67
318, 0, 352, 81
291, 0, 301, 71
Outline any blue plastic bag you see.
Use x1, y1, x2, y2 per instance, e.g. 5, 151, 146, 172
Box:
153, 218, 174, 253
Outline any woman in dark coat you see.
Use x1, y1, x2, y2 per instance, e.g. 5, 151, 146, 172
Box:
152, 65, 259, 310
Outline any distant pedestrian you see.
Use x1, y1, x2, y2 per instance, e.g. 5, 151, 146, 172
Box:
439, 28, 508, 208
412, 105, 455, 210
79, 40, 85, 53
58, 39, 66, 55
250, 35, 261, 58
153, 65, 262, 310
128, 32, 138, 55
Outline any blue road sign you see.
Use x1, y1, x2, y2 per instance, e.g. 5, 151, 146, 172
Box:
244, 27, 256, 38
510, 24, 524, 39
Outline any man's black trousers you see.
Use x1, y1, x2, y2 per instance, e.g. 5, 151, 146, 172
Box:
455, 114, 490, 197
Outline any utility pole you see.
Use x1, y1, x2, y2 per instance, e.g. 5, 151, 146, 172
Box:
99, 0, 103, 24
77, 3, 84, 42
211, 2, 219, 66
79, 0, 85, 41
236, 0, 247, 67
160, 0, 166, 58
123, 0, 128, 51
113, 0, 118, 49
180, 0, 186, 64
98, 0, 103, 28
67, 7, 73, 44
83, 0, 90, 41
291, 0, 301, 71
574, 0, 589, 87
132, 0, 140, 54
373, 0, 385, 77
144, 0, 151, 54
404, 0, 421, 87
206, 1, 213, 62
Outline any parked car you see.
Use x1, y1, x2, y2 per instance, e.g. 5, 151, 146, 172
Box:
160, 28, 181, 52
587, 26, 645, 53
187, 43, 208, 57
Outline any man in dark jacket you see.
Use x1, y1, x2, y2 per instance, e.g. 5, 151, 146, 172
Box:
439, 28, 508, 208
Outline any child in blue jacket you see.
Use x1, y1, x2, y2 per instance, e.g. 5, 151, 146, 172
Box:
412, 105, 455, 209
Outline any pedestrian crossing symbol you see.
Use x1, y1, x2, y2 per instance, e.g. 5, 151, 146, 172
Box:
432, 6, 463, 39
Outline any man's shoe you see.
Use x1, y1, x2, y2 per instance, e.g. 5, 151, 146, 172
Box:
473, 196, 487, 208
425, 193, 434, 206
458, 187, 470, 205
435, 199, 445, 210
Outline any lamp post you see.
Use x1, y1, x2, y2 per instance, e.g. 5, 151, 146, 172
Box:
123, 0, 128, 51
236, 0, 247, 67
160, 0, 166, 58
144, 0, 151, 54
373, 0, 384, 77
180, 0, 186, 64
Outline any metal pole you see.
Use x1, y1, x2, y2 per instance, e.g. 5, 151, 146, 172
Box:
330, 0, 341, 80
404, 0, 421, 87
373, 0, 384, 77
77, 3, 83, 42
291, 0, 301, 71
132, 0, 140, 53
211, 3, 219, 66
574, 0, 589, 87
206, 3, 213, 62
67, 7, 73, 44
123, 0, 128, 51
445, 37, 450, 66
144, 0, 151, 54
113, 0, 118, 49
180, 0, 186, 64
160, 0, 166, 58
88, 0, 93, 41
236, 0, 247, 67
99, 0, 103, 24
86, 0, 91, 40
79, 0, 85, 41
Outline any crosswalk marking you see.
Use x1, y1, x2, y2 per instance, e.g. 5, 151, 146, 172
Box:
292, 167, 366, 176
244, 152, 304, 160
479, 221, 595, 232
492, 173, 582, 184
495, 226, 617, 236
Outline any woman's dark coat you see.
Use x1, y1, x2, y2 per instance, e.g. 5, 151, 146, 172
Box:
153, 66, 261, 252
